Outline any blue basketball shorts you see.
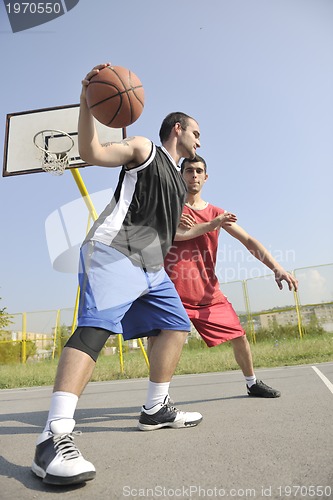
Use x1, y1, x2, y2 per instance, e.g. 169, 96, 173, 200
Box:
77, 241, 191, 340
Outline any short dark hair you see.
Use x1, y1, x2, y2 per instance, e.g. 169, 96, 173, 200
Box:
159, 112, 195, 143
180, 154, 207, 174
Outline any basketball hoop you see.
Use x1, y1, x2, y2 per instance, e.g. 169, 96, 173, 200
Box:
33, 129, 75, 175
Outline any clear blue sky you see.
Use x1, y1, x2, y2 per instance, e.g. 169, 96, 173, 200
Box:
0, 0, 332, 314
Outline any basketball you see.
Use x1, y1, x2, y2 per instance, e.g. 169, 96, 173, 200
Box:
85, 66, 144, 128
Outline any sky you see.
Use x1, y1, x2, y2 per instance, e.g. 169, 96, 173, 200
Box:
0, 0, 332, 317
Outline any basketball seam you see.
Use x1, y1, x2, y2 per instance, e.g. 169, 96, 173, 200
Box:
110, 68, 134, 123
131, 87, 144, 107
88, 85, 143, 109
129, 71, 145, 107
88, 81, 143, 90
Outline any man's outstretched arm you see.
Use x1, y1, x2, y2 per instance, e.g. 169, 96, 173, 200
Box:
224, 223, 298, 291
174, 211, 237, 241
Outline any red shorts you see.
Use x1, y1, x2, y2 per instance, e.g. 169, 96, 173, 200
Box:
186, 299, 245, 347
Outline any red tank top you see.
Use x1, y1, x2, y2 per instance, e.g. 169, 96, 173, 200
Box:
164, 203, 226, 308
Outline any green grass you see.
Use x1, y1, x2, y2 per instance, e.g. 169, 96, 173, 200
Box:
0, 334, 332, 390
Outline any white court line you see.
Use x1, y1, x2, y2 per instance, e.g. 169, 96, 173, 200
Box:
312, 365, 333, 394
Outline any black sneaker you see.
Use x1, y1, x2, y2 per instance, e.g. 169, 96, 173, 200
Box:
166, 395, 175, 405
247, 380, 281, 398
138, 396, 203, 431
31, 419, 96, 485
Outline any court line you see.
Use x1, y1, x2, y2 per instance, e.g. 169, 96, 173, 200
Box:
312, 365, 333, 394
1, 363, 332, 394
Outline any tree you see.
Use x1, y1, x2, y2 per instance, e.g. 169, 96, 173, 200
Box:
0, 297, 12, 330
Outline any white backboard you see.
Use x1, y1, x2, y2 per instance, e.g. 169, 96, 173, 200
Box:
2, 104, 125, 176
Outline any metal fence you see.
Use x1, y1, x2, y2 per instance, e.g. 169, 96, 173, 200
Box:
1, 264, 332, 364
221, 263, 333, 342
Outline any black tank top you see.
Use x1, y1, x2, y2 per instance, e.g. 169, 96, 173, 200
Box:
84, 144, 187, 269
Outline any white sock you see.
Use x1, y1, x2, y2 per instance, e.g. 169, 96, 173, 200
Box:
43, 391, 78, 433
245, 375, 257, 388
145, 381, 170, 410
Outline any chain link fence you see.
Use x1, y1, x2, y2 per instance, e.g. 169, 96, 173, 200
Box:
1, 264, 332, 364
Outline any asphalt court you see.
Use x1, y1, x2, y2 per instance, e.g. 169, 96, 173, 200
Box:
0, 362, 332, 500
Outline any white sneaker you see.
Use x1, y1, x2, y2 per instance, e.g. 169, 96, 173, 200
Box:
31, 418, 96, 485
138, 396, 203, 431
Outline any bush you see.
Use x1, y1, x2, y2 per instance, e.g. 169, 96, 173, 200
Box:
185, 336, 207, 350
0, 340, 37, 364
252, 317, 325, 342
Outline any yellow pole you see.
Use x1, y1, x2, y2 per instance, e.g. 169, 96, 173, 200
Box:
70, 168, 98, 221
118, 334, 124, 374
138, 338, 150, 368
242, 280, 256, 343
293, 273, 304, 339
71, 286, 81, 336
70, 168, 98, 341
21, 312, 27, 364
52, 309, 61, 359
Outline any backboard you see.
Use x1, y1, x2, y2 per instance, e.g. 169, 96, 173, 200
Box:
2, 104, 125, 176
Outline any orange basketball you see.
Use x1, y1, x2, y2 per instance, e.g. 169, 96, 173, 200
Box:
86, 66, 144, 128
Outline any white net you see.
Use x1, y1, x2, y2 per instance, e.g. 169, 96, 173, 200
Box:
33, 130, 74, 176
40, 151, 69, 176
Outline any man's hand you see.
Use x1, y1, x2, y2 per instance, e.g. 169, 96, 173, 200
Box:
81, 63, 111, 100
178, 211, 237, 232
209, 211, 237, 231
219, 211, 237, 228
274, 269, 298, 291
179, 213, 196, 229
175, 210, 237, 242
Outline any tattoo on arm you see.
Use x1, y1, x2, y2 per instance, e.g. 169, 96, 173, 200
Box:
101, 137, 135, 148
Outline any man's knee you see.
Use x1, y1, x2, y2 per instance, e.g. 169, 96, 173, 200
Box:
161, 329, 189, 347
65, 326, 112, 362
231, 333, 248, 346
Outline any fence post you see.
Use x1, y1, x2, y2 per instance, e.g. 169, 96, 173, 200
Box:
118, 334, 124, 374
21, 312, 27, 364
242, 280, 256, 343
293, 273, 305, 339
